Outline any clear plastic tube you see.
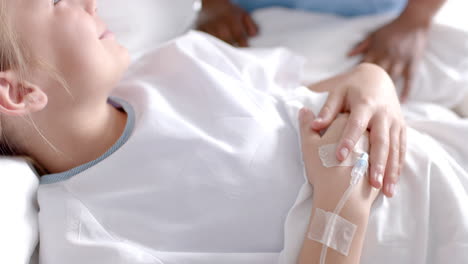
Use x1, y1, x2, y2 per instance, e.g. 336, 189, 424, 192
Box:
319, 153, 369, 264
351, 153, 369, 185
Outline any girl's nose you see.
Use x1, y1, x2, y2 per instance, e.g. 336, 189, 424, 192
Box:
83, 0, 97, 16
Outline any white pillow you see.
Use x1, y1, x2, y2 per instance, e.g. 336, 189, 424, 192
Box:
98, 0, 200, 60
0, 157, 39, 264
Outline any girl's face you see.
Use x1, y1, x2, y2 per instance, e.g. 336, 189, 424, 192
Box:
10, 0, 129, 105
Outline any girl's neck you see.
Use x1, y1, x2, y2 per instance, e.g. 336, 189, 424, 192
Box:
26, 101, 128, 175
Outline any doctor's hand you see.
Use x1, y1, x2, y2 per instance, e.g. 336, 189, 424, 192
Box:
196, 0, 259, 47
307, 63, 406, 198
348, 15, 429, 102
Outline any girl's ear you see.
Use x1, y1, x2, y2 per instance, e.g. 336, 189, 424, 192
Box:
0, 71, 48, 116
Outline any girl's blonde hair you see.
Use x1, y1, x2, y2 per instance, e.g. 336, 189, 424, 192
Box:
0, 0, 30, 156
0, 1, 65, 174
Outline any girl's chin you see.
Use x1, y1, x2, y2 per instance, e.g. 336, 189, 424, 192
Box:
115, 48, 131, 74
121, 49, 131, 69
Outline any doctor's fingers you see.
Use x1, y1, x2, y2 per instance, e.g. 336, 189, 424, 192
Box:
243, 13, 259, 37
361, 49, 393, 70
387, 61, 405, 82
400, 62, 415, 102
361, 52, 376, 64
375, 59, 391, 73
348, 37, 371, 57
199, 23, 231, 43
216, 25, 235, 44
229, 19, 250, 47
378, 59, 404, 90
200, 22, 243, 47
299, 108, 321, 143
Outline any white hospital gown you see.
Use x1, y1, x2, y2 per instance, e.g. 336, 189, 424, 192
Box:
38, 31, 308, 264
37, 31, 468, 264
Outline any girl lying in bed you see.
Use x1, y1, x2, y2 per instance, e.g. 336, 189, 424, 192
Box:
1, 0, 467, 263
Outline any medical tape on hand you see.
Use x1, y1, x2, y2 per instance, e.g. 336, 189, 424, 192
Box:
319, 136, 369, 168
308, 208, 357, 256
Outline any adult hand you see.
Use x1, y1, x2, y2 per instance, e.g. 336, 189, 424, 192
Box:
348, 15, 429, 102
307, 63, 406, 198
196, 0, 259, 47
299, 110, 379, 207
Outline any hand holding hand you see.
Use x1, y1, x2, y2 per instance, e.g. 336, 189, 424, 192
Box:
299, 109, 379, 209
308, 64, 406, 197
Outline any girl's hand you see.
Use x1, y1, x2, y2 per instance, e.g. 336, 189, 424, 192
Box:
298, 109, 379, 264
308, 63, 406, 198
196, 0, 259, 47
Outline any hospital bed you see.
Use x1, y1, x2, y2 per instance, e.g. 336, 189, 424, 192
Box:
1, 0, 467, 263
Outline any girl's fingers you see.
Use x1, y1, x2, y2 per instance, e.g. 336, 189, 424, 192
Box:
299, 108, 320, 141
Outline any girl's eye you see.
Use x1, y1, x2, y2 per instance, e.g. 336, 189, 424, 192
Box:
53, 0, 61, 5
